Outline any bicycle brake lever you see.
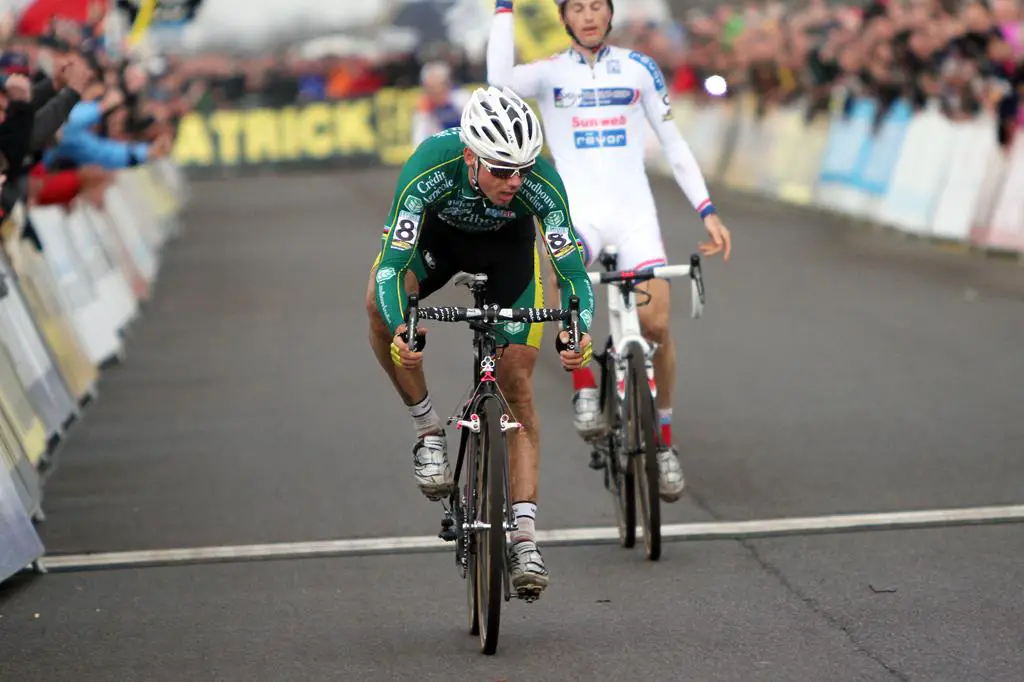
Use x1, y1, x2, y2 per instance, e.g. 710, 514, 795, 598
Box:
399, 328, 427, 352
560, 296, 581, 373
403, 293, 425, 352
569, 295, 580, 352
690, 253, 706, 304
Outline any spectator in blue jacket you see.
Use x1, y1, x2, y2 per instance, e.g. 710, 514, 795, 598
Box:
44, 90, 154, 169
42, 51, 170, 170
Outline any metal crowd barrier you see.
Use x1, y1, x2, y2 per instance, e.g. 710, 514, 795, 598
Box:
0, 160, 189, 583
646, 93, 1024, 257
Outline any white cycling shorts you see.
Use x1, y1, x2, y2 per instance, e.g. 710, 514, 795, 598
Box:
571, 210, 667, 272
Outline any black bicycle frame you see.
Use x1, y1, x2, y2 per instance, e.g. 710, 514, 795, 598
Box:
405, 281, 579, 569
449, 280, 516, 542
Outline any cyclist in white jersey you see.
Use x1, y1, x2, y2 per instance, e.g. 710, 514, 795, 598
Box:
487, 0, 732, 502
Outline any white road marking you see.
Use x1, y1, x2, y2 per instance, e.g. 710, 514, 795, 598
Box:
37, 503, 1024, 573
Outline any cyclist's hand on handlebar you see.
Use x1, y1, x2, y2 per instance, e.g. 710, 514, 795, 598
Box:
700, 214, 732, 263
391, 324, 426, 370
557, 331, 592, 371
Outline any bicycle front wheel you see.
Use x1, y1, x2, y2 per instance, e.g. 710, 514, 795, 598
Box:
601, 348, 635, 548
461, 429, 480, 636
625, 342, 661, 561
475, 395, 507, 655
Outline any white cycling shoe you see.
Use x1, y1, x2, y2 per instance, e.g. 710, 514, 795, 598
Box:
412, 432, 454, 501
572, 388, 607, 441
657, 446, 685, 502
508, 539, 549, 602
577, 387, 686, 502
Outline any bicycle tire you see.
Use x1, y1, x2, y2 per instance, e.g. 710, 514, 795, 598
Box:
475, 396, 506, 655
462, 432, 480, 636
625, 342, 661, 561
601, 348, 635, 548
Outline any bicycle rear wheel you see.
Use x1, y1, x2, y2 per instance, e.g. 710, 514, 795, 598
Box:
601, 349, 635, 548
625, 342, 661, 561
475, 396, 507, 655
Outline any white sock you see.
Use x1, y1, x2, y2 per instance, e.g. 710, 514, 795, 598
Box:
408, 393, 441, 437
512, 501, 537, 543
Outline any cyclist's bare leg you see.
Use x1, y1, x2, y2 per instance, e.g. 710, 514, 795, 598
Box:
635, 277, 685, 501
496, 342, 548, 596
635, 278, 674, 412
496, 344, 540, 503
366, 266, 451, 500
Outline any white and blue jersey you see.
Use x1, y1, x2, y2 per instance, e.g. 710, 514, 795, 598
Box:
487, 5, 715, 270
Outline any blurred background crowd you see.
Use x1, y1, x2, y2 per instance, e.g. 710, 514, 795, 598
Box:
0, 0, 1021, 199
674, 0, 1024, 146
165, 0, 1024, 149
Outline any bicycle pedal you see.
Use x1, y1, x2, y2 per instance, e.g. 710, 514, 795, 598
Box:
438, 517, 456, 542
588, 452, 606, 470
516, 589, 543, 603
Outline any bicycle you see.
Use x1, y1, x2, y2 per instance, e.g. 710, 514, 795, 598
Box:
402, 273, 581, 656
584, 246, 706, 562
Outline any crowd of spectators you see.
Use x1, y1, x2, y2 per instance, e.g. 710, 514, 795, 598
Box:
157, 1, 1023, 147
4, 0, 1015, 191
0, 12, 183, 255
160, 44, 481, 114
667, 0, 1024, 146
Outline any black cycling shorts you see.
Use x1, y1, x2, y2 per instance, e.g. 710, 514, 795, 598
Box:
374, 211, 545, 348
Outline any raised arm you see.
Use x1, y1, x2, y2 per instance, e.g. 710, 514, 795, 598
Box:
486, 1, 548, 99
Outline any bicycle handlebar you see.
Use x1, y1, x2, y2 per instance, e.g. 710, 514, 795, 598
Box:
588, 253, 706, 319
587, 253, 701, 285
403, 295, 581, 353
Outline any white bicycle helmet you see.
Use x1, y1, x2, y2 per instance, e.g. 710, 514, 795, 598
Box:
460, 86, 544, 167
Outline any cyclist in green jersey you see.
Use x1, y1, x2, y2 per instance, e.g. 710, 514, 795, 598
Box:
365, 86, 596, 598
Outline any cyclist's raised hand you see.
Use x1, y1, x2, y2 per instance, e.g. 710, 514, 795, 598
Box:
557, 330, 592, 371
391, 324, 427, 370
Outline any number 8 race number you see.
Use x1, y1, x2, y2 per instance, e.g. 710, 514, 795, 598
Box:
396, 218, 417, 243
547, 231, 567, 250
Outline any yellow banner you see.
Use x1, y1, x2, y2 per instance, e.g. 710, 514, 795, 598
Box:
504, 0, 571, 63
172, 82, 552, 171
173, 89, 423, 169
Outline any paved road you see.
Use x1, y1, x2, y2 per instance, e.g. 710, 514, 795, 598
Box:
2, 169, 1022, 681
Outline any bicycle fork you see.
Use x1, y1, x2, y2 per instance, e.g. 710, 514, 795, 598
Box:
591, 338, 659, 471
438, 403, 523, 596
612, 342, 659, 403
